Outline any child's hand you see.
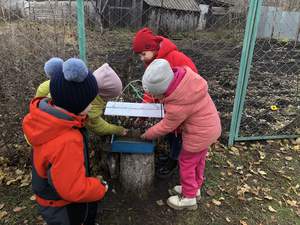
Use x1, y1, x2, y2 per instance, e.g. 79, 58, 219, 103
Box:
120, 129, 128, 136
140, 133, 146, 140
102, 180, 109, 192
134, 117, 145, 127
97, 176, 109, 192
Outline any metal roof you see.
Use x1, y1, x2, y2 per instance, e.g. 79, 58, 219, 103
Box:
144, 0, 200, 12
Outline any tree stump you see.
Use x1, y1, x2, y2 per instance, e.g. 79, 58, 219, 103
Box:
120, 153, 154, 198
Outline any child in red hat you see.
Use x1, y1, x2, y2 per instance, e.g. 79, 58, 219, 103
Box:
132, 27, 199, 178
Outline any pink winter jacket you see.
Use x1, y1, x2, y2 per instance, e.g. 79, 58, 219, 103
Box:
144, 67, 222, 152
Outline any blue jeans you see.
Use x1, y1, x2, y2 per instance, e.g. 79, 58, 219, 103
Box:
167, 133, 182, 160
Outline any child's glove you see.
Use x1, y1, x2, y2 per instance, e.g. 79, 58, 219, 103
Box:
140, 133, 146, 140
120, 128, 129, 136
102, 180, 109, 192
97, 176, 109, 192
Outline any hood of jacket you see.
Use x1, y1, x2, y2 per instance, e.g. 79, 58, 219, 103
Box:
162, 67, 208, 106
23, 98, 86, 146
157, 37, 178, 59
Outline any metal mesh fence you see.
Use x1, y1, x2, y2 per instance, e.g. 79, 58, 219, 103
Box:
0, 0, 298, 147
239, 0, 300, 138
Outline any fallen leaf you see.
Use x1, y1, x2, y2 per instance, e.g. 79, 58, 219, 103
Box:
285, 156, 293, 161
293, 145, 299, 151
295, 208, 300, 217
212, 199, 221, 206
37, 215, 44, 221
240, 220, 248, 225
0, 211, 8, 219
258, 169, 267, 176
254, 160, 262, 165
236, 166, 244, 170
218, 186, 225, 192
258, 151, 266, 160
282, 175, 292, 181
0, 204, 4, 210
15, 169, 24, 175
264, 195, 273, 200
6, 179, 17, 185
230, 146, 240, 156
268, 205, 277, 213
13, 206, 26, 212
20, 182, 30, 187
206, 189, 216, 196
286, 200, 297, 207
237, 184, 251, 200
156, 200, 164, 206
226, 160, 234, 168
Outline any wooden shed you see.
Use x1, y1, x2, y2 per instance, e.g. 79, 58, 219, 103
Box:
142, 0, 201, 32
98, 0, 201, 32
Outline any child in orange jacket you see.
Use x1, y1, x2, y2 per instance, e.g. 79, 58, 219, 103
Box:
23, 58, 107, 225
132, 27, 199, 178
141, 59, 221, 210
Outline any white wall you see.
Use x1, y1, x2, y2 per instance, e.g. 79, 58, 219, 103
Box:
257, 6, 300, 41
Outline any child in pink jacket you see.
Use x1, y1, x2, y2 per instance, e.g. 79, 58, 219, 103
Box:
141, 59, 221, 210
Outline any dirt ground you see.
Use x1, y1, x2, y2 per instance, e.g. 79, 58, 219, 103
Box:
1, 140, 300, 225
0, 22, 299, 224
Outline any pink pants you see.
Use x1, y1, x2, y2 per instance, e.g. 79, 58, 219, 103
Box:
179, 148, 208, 198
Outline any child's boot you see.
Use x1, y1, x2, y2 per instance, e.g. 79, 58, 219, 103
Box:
168, 185, 201, 202
167, 195, 197, 210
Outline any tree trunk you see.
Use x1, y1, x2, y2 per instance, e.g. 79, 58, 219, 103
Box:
120, 153, 154, 198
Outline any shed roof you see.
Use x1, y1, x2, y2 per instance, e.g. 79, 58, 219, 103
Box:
144, 0, 200, 12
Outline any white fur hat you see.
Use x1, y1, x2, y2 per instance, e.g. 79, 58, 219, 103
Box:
142, 59, 174, 96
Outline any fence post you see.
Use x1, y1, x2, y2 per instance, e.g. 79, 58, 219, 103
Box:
228, 0, 263, 145
76, 0, 86, 62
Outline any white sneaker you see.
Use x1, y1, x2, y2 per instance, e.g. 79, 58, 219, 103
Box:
168, 185, 201, 202
167, 195, 197, 210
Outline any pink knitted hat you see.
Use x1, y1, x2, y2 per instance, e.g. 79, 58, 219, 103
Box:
93, 63, 123, 98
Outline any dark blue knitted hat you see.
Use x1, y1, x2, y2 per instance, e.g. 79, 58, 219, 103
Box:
49, 58, 98, 115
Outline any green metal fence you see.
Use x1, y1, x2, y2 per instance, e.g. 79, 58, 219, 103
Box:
229, 0, 299, 144
0, 0, 299, 147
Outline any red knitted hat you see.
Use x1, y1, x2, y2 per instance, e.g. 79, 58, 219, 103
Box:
132, 27, 162, 53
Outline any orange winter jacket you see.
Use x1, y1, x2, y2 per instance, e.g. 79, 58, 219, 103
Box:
144, 67, 221, 152
22, 98, 106, 207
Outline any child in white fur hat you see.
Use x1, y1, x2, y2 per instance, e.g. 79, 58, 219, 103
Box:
141, 59, 221, 210
36, 59, 127, 136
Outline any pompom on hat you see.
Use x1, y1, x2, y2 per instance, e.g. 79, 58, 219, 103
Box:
49, 58, 98, 114
44, 57, 64, 78
142, 59, 174, 96
93, 63, 122, 98
132, 27, 162, 53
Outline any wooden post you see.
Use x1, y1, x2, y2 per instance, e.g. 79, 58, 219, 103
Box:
120, 153, 154, 198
